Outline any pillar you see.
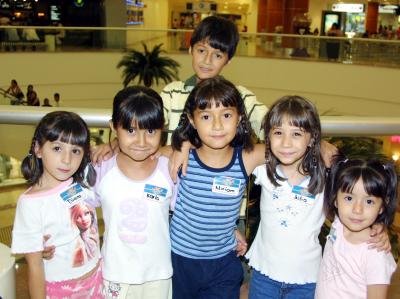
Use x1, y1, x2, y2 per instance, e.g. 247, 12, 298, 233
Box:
366, 2, 379, 34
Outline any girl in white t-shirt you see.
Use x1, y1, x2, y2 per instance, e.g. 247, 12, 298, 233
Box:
245, 96, 390, 299
91, 86, 176, 299
11, 111, 103, 299
315, 158, 397, 299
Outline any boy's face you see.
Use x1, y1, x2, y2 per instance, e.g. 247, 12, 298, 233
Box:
190, 40, 229, 82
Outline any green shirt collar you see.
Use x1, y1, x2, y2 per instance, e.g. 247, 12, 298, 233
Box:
183, 75, 226, 88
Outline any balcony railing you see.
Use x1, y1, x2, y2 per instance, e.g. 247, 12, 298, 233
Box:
1, 26, 400, 68
0, 106, 399, 135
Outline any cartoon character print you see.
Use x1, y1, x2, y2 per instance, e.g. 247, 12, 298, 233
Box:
118, 195, 149, 244
107, 282, 122, 298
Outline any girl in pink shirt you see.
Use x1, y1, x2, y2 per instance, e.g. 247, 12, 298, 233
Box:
316, 158, 397, 299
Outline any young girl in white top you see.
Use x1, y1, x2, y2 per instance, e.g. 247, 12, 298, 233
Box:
12, 111, 103, 299
245, 96, 390, 299
315, 158, 397, 299
90, 86, 175, 299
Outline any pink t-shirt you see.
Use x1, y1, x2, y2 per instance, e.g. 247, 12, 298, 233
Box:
315, 218, 397, 299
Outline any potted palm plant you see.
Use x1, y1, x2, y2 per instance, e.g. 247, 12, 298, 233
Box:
117, 42, 180, 87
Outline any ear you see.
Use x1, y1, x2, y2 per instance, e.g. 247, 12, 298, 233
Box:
378, 205, 384, 215
334, 199, 338, 208
109, 120, 116, 133
188, 116, 196, 129
237, 115, 242, 126
188, 47, 192, 55
34, 141, 42, 158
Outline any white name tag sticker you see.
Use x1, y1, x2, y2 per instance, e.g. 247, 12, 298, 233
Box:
59, 184, 85, 208
212, 176, 241, 196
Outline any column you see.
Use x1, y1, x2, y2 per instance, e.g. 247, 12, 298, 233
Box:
366, 2, 379, 34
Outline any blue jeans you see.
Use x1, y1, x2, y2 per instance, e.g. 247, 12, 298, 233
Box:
248, 269, 316, 299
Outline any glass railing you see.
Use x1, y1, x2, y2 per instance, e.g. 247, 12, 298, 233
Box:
1, 26, 400, 68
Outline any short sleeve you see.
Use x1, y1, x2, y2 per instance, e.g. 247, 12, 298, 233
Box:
252, 165, 266, 186
365, 250, 397, 285
11, 196, 44, 254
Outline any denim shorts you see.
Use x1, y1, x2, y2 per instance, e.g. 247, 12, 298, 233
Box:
248, 269, 316, 299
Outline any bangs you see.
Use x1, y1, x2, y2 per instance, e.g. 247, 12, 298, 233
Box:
207, 37, 230, 55
118, 97, 164, 130
192, 80, 239, 111
270, 105, 313, 132
44, 115, 89, 148
339, 168, 386, 198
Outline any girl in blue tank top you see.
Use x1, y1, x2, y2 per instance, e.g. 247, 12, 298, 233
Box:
170, 77, 267, 299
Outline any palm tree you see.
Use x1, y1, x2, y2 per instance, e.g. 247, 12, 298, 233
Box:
117, 43, 180, 87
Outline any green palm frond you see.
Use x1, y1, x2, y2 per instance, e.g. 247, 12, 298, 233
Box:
117, 42, 180, 87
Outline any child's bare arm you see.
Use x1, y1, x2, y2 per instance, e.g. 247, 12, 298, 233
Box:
321, 140, 338, 168
242, 143, 266, 176
367, 284, 388, 299
25, 251, 46, 299
167, 142, 192, 183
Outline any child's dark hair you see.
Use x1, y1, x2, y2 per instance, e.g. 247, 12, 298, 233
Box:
324, 157, 398, 226
264, 95, 325, 195
111, 86, 164, 133
172, 77, 253, 151
21, 111, 96, 187
190, 16, 239, 60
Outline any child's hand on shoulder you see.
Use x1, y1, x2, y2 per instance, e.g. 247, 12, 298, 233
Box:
368, 223, 391, 253
91, 139, 119, 165
42, 234, 55, 260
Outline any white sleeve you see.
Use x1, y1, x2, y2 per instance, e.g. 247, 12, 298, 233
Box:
160, 84, 173, 127
237, 85, 268, 141
11, 196, 44, 254
365, 249, 397, 285
252, 165, 266, 185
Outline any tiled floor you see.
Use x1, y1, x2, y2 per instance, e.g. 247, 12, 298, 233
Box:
14, 258, 400, 299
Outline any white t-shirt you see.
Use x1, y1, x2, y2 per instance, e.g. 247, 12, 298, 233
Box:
91, 155, 174, 284
11, 179, 101, 282
315, 218, 397, 299
245, 165, 325, 284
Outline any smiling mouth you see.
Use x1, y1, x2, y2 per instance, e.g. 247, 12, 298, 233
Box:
58, 168, 70, 173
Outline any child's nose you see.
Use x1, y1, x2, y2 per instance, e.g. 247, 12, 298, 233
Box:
212, 117, 223, 130
62, 151, 71, 164
352, 202, 363, 214
137, 133, 146, 146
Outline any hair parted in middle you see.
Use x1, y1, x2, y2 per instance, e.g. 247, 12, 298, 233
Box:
263, 95, 325, 195
172, 77, 253, 152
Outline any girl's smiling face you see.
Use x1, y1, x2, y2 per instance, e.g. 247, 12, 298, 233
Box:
336, 178, 383, 240
269, 116, 311, 172
190, 101, 240, 151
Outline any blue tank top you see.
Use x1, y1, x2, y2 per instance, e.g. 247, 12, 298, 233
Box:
170, 147, 248, 259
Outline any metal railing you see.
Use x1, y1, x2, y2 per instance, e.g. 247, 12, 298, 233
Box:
0, 106, 399, 136
1, 26, 400, 68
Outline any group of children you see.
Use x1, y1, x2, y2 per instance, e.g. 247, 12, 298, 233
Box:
11, 16, 397, 299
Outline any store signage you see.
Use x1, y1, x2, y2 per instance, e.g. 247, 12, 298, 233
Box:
379, 5, 398, 14
391, 136, 400, 143
187, 2, 217, 12
332, 3, 364, 13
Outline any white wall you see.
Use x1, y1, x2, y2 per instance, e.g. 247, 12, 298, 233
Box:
1, 52, 400, 159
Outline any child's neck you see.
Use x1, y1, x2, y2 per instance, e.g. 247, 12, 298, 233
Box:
342, 224, 371, 245
196, 146, 234, 168
117, 153, 157, 181
279, 164, 307, 186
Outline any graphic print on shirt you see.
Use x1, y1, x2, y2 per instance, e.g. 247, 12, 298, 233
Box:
273, 185, 316, 228
61, 184, 99, 268
118, 184, 168, 244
